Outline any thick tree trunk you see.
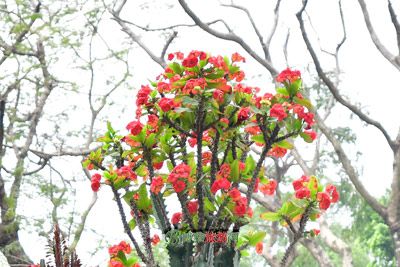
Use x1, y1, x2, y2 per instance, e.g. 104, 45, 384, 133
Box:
0, 223, 32, 265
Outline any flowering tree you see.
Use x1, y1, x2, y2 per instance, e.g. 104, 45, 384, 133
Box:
84, 51, 338, 267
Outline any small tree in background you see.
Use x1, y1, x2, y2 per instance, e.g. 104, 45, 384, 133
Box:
85, 51, 339, 267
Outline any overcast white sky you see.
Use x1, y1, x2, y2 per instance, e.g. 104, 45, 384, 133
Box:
13, 0, 400, 265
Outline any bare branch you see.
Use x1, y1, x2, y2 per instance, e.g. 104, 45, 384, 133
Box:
221, 3, 269, 60
314, 112, 388, 219
296, 0, 396, 151
388, 0, 400, 54
177, 0, 278, 76
357, 0, 400, 69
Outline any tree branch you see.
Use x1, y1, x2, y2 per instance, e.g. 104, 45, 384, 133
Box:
177, 0, 278, 76
296, 0, 396, 151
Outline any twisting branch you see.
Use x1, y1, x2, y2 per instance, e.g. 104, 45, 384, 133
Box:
177, 0, 278, 76
357, 0, 400, 69
296, 0, 396, 151
388, 0, 400, 54
221, 3, 269, 60
314, 112, 387, 219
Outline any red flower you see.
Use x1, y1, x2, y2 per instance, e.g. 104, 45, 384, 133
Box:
245, 125, 261, 135
276, 68, 301, 83
158, 97, 175, 112
268, 147, 287, 158
136, 85, 151, 106
91, 174, 101, 192
188, 137, 197, 147
168, 53, 174, 60
213, 89, 225, 104
255, 242, 263, 255
317, 192, 331, 210
233, 196, 247, 216
211, 178, 231, 194
304, 129, 317, 141
220, 117, 229, 126
151, 234, 160, 245
153, 161, 163, 170
270, 104, 287, 121
117, 166, 137, 181
313, 229, 320, 236
302, 112, 315, 127
126, 120, 143, 136
228, 188, 242, 201
217, 163, 231, 179
259, 179, 277, 195
182, 56, 198, 68
150, 176, 164, 194
292, 175, 309, 190
109, 260, 124, 267
171, 212, 182, 224
237, 107, 251, 121
108, 241, 131, 256
202, 151, 212, 165
295, 187, 310, 199
187, 200, 198, 215
325, 184, 340, 203
173, 180, 186, 193
157, 82, 171, 93
231, 52, 245, 63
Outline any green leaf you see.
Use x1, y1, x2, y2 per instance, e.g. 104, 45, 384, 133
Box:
145, 133, 157, 148
251, 134, 265, 144
240, 250, 250, 257
288, 79, 302, 96
275, 140, 293, 149
117, 250, 128, 265
276, 87, 289, 96
128, 218, 136, 230
308, 176, 319, 199
294, 96, 313, 110
204, 197, 216, 212
300, 132, 313, 143
247, 231, 266, 246
244, 156, 256, 174
230, 159, 240, 182
260, 212, 281, 222
169, 62, 182, 74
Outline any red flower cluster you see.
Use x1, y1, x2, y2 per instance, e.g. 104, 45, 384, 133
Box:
259, 179, 277, 195
292, 104, 314, 127
211, 178, 231, 194
187, 200, 198, 215
276, 68, 301, 83
233, 196, 251, 217
168, 163, 191, 193
126, 120, 143, 136
317, 184, 339, 210
293, 175, 311, 199
136, 85, 151, 106
270, 103, 287, 121
108, 241, 132, 256
159, 97, 177, 112
116, 166, 137, 181
255, 242, 263, 255
171, 212, 182, 224
91, 173, 101, 192
231, 52, 245, 63
237, 107, 251, 121
151, 234, 160, 245
150, 176, 164, 194
268, 147, 287, 158
216, 163, 231, 180
304, 129, 317, 141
